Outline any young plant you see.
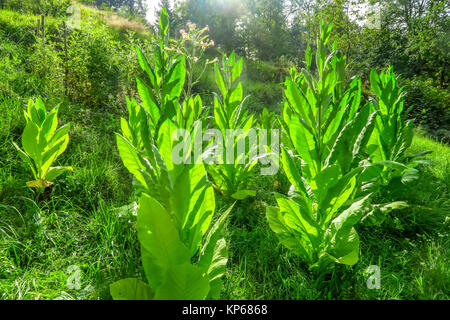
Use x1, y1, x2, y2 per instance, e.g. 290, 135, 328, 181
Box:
111, 8, 232, 300
267, 21, 377, 275
367, 67, 430, 186
12, 97, 72, 194
355, 67, 431, 226
207, 52, 259, 200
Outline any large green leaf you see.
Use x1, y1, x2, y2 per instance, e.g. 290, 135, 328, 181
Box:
12, 142, 36, 178
136, 77, 160, 126
266, 205, 312, 261
110, 278, 154, 300
198, 205, 233, 271
231, 190, 256, 200
162, 57, 186, 100
136, 46, 157, 89
280, 146, 307, 197
154, 263, 210, 300
158, 7, 170, 36
40, 135, 69, 177
138, 194, 191, 289
172, 164, 215, 254
290, 116, 317, 175
21, 121, 40, 163
324, 195, 371, 265
46, 166, 73, 182
40, 109, 58, 142
214, 63, 227, 98
205, 238, 227, 299
285, 77, 314, 131
198, 205, 233, 299
116, 133, 148, 190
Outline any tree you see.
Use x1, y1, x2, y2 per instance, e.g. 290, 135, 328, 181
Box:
237, 0, 291, 61
80, 0, 147, 16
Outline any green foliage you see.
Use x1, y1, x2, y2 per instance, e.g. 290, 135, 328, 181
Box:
268, 21, 377, 274
237, 0, 291, 61
80, 0, 147, 18
281, 22, 374, 185
28, 37, 64, 99
130, 9, 191, 135
207, 52, 259, 199
5, 0, 71, 17
66, 25, 124, 107
1, 0, 448, 302
367, 67, 430, 190
111, 8, 231, 300
12, 97, 72, 192
174, 0, 244, 52
403, 77, 450, 142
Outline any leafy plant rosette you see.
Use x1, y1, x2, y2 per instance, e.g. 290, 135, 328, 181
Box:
354, 67, 432, 226
110, 158, 234, 300
13, 97, 72, 194
365, 67, 432, 190
267, 21, 378, 275
206, 52, 262, 200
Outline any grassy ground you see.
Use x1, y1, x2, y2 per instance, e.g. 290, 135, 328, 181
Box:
0, 91, 448, 299
0, 1, 448, 301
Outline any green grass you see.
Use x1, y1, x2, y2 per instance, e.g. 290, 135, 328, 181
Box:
1, 90, 448, 300
0, 95, 141, 299
220, 130, 449, 300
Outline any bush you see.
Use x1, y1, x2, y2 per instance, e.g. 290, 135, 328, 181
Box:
66, 24, 122, 107
28, 37, 64, 100
245, 80, 281, 113
402, 77, 450, 143
0, 24, 63, 101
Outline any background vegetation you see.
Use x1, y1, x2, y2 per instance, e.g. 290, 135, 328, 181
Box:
0, 0, 448, 299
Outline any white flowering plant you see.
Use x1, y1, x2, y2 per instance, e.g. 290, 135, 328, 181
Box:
167, 22, 218, 98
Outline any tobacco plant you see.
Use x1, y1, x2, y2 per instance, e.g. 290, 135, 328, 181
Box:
258, 107, 279, 149
13, 97, 72, 194
207, 52, 259, 200
111, 8, 232, 300
110, 151, 233, 299
168, 21, 217, 99
354, 67, 432, 226
351, 66, 433, 226
267, 21, 377, 274
133, 8, 186, 138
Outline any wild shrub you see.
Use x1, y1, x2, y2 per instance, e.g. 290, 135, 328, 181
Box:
403, 77, 450, 142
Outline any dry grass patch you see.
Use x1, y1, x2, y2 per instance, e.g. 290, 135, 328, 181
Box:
104, 14, 149, 34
